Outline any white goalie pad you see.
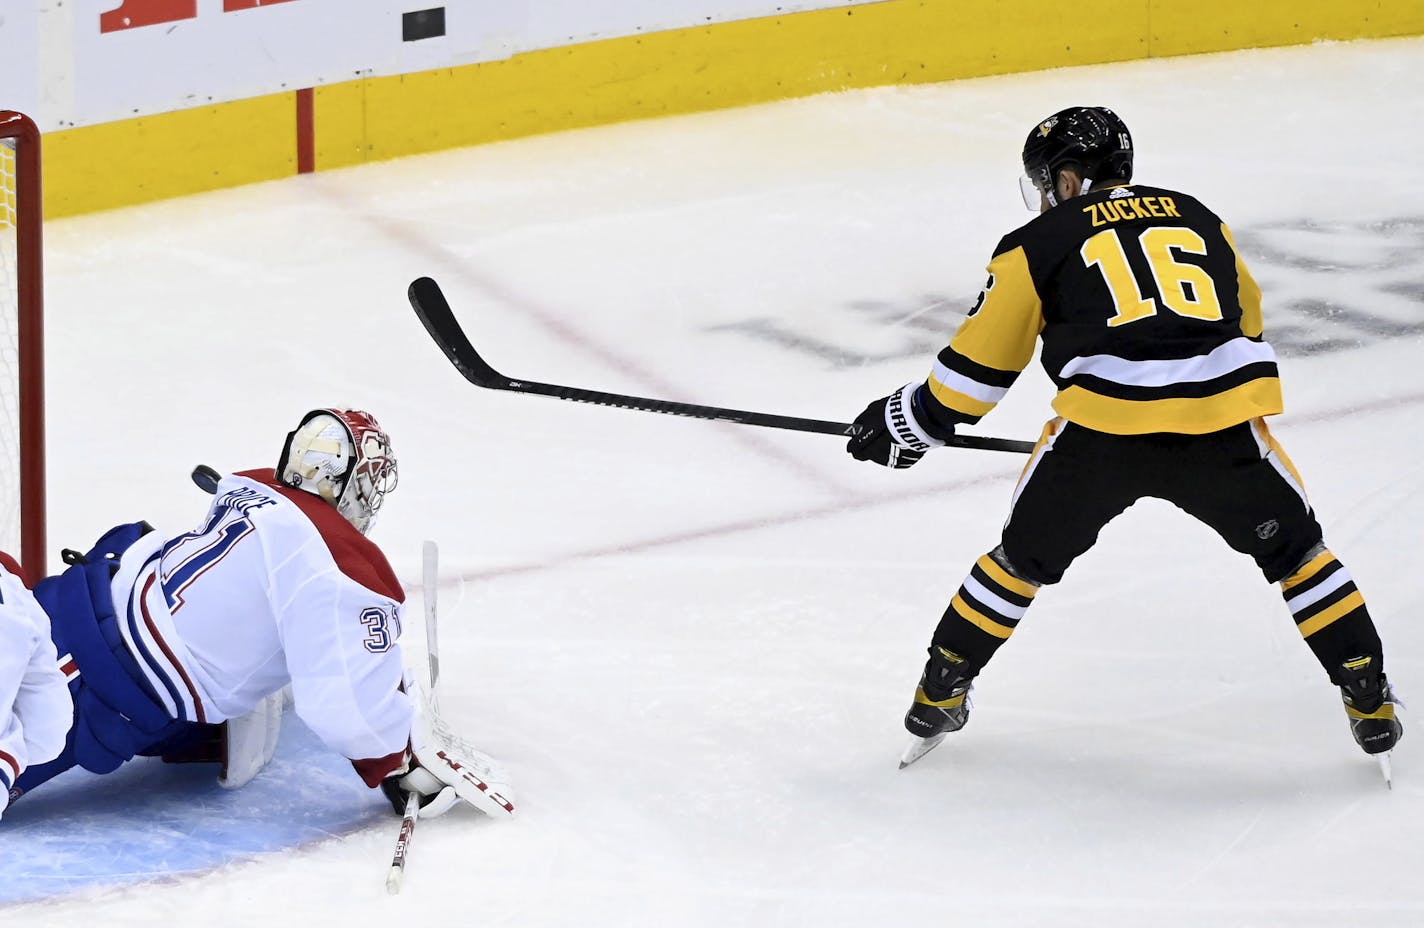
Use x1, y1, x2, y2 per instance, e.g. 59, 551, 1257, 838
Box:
218, 687, 287, 789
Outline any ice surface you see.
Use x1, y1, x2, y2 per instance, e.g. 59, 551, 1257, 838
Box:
1, 717, 387, 905
5, 35, 1424, 927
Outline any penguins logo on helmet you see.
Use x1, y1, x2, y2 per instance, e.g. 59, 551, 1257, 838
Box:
1019, 106, 1133, 211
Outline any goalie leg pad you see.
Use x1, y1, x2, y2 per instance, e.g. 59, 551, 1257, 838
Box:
218, 687, 286, 789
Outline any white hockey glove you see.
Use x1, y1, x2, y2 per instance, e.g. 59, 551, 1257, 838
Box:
380, 757, 462, 818
846, 382, 950, 469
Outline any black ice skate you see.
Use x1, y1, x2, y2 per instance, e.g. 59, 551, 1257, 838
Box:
899, 647, 974, 769
1338, 655, 1404, 787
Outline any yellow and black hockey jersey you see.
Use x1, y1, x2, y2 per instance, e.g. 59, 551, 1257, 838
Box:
924, 184, 1282, 435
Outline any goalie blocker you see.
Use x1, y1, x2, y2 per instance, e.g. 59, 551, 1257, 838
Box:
380, 673, 515, 819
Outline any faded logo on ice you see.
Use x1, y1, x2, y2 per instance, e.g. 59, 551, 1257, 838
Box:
707, 216, 1424, 367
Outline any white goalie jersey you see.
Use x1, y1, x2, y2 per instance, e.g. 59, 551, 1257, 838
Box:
0, 553, 73, 812
109, 470, 414, 786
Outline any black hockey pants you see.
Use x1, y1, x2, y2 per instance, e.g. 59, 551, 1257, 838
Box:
1001, 417, 1322, 586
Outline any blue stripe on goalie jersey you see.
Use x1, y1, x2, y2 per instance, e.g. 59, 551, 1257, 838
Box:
124, 552, 188, 721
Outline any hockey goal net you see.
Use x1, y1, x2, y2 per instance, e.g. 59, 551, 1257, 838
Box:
0, 111, 45, 578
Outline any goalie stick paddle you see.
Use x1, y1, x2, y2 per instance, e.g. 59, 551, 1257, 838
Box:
408, 276, 1036, 455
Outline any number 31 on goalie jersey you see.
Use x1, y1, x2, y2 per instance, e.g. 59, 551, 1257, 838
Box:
1082, 226, 1224, 327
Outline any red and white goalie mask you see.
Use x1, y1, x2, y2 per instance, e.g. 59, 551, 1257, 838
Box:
277, 408, 399, 535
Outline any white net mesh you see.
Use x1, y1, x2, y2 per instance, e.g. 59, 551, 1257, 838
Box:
0, 134, 24, 559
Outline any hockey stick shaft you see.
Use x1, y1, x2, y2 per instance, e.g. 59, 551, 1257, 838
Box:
384, 542, 441, 894
422, 540, 441, 700
414, 540, 517, 817
408, 276, 1035, 455
385, 791, 420, 894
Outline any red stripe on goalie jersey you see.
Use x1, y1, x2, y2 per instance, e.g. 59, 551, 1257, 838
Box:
234, 469, 405, 603
139, 572, 207, 723
0, 551, 28, 588
0, 748, 18, 786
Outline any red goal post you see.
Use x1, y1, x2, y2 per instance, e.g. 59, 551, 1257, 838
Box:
0, 111, 46, 579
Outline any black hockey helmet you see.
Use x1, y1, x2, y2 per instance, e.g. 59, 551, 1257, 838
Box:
1020, 106, 1133, 208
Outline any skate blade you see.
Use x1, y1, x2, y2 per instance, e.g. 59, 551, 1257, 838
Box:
1377, 751, 1393, 790
899, 734, 946, 769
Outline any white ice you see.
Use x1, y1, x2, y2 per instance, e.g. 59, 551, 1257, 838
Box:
8, 35, 1424, 927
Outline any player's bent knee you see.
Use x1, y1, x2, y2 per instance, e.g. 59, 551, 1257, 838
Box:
991, 543, 1055, 587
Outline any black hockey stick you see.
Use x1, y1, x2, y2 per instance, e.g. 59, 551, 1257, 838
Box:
408, 276, 1035, 455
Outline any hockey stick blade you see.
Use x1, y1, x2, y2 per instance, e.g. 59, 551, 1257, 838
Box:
409, 277, 511, 390
408, 276, 1035, 455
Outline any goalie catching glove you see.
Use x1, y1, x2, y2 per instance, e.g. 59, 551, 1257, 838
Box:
846, 383, 954, 469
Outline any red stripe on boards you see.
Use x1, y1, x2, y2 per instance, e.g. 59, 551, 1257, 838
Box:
296, 88, 315, 175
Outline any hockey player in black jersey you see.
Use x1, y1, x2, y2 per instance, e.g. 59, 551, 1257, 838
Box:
846, 106, 1402, 777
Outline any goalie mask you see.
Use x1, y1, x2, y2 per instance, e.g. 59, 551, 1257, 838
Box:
277, 408, 398, 535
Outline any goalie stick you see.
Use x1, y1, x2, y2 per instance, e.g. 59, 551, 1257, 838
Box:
385, 540, 515, 894
422, 539, 441, 708
385, 791, 421, 894
385, 541, 444, 894
407, 276, 1036, 455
